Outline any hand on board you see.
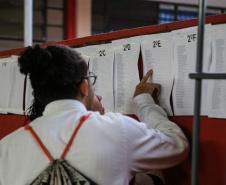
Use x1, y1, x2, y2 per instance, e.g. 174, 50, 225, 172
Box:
133, 69, 161, 101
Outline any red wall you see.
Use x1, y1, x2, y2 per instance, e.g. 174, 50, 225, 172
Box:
1, 14, 226, 185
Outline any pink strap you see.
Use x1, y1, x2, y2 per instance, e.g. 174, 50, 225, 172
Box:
24, 113, 91, 161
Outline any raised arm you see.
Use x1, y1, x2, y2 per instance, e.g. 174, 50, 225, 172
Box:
127, 70, 189, 172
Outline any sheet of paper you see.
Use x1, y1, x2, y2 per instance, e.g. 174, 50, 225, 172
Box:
112, 36, 141, 114
172, 25, 212, 116
25, 76, 34, 115
74, 46, 90, 65
207, 24, 226, 119
7, 55, 25, 115
89, 43, 114, 112
141, 32, 174, 116
0, 57, 12, 114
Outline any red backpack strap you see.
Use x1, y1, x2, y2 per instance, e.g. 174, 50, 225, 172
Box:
60, 113, 91, 159
24, 113, 91, 161
24, 124, 53, 161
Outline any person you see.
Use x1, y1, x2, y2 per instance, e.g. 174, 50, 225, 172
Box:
0, 44, 189, 185
25, 93, 166, 185
26, 92, 166, 185
25, 92, 165, 185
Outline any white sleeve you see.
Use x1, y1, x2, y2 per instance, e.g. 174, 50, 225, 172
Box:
126, 93, 189, 173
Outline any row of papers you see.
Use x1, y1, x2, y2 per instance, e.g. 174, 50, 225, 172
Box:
0, 23, 225, 118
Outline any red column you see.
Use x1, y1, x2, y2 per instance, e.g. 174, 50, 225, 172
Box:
65, 0, 76, 39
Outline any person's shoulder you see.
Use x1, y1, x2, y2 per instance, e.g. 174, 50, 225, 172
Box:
89, 111, 123, 121
91, 111, 134, 120
105, 112, 125, 120
89, 111, 141, 127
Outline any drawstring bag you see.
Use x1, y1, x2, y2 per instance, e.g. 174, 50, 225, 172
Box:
129, 170, 166, 185
24, 113, 97, 185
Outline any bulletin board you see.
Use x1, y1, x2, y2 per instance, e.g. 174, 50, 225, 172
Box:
0, 13, 226, 185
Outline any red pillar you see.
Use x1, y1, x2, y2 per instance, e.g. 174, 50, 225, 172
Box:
65, 0, 76, 39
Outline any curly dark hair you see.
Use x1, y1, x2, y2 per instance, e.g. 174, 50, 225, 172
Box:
18, 44, 87, 123
25, 95, 44, 124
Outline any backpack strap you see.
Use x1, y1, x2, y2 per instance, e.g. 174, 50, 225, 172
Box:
24, 124, 53, 161
60, 113, 91, 159
24, 113, 91, 161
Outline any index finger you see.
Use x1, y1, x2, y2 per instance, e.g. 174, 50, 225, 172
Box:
140, 69, 153, 84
